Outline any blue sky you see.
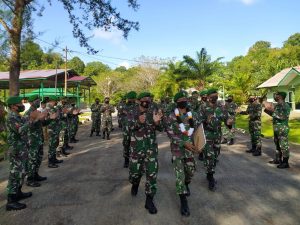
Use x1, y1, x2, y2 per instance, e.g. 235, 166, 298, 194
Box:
33, 0, 300, 68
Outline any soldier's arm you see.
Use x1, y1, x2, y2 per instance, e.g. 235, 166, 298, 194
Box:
272, 104, 291, 121
7, 116, 30, 135
91, 104, 98, 112
251, 104, 262, 120
164, 115, 186, 148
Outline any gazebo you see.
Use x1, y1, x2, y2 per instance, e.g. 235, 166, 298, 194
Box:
0, 69, 96, 106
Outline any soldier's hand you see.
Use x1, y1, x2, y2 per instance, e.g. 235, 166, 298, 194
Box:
139, 114, 146, 124
184, 142, 196, 152
226, 118, 234, 126
30, 110, 39, 121
49, 112, 58, 119
264, 102, 274, 112
63, 108, 69, 114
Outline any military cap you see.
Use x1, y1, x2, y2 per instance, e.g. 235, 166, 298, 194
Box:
174, 91, 188, 102
199, 90, 208, 96
7, 96, 23, 105
138, 92, 151, 100
276, 92, 287, 99
126, 91, 137, 99
27, 94, 40, 102
192, 90, 198, 95
206, 88, 218, 95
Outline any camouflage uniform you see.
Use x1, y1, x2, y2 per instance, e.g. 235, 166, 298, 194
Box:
6, 110, 29, 194
90, 102, 102, 134
69, 105, 79, 141
100, 103, 115, 135
57, 104, 69, 150
128, 108, 162, 196
117, 100, 126, 128
0, 103, 7, 153
164, 110, 200, 195
47, 103, 60, 161
222, 101, 237, 142
190, 97, 200, 112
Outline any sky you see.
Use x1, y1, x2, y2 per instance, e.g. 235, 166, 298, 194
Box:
32, 0, 300, 68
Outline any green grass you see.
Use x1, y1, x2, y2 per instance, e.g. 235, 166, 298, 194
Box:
236, 115, 300, 144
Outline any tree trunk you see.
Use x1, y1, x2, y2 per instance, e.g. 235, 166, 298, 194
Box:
9, 0, 25, 96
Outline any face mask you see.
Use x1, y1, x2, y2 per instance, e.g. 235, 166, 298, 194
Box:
249, 99, 255, 103
34, 100, 40, 108
96, 101, 99, 104
227, 99, 233, 103
201, 97, 207, 102
177, 101, 188, 109
140, 101, 150, 109
209, 96, 218, 104
274, 97, 279, 102
17, 105, 25, 112
105, 100, 109, 104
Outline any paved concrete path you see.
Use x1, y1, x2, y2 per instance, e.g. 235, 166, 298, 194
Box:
0, 119, 299, 225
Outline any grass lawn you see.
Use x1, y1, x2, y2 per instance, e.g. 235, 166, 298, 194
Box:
236, 115, 300, 144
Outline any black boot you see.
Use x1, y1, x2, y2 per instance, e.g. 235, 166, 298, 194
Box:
61, 147, 70, 156
107, 132, 110, 140
6, 194, 26, 211
35, 172, 47, 181
246, 144, 255, 153
124, 157, 129, 168
48, 159, 59, 168
90, 130, 94, 137
96, 132, 100, 136
53, 157, 63, 164
252, 146, 262, 156
269, 152, 282, 164
207, 173, 216, 191
145, 195, 157, 214
185, 182, 190, 197
179, 194, 190, 216
131, 183, 139, 196
66, 144, 73, 150
198, 152, 204, 161
70, 137, 78, 143
26, 176, 41, 187
227, 138, 234, 145
102, 131, 105, 139
277, 157, 290, 169
17, 186, 32, 201
221, 138, 227, 144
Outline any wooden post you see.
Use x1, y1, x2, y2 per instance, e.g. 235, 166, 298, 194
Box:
64, 46, 68, 96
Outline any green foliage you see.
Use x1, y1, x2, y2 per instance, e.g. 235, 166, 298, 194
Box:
84, 61, 111, 76
68, 57, 85, 74
283, 33, 300, 47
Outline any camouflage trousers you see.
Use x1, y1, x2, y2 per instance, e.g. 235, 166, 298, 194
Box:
48, 129, 59, 159
27, 143, 43, 177
129, 144, 158, 196
249, 120, 262, 148
274, 124, 289, 158
172, 153, 195, 195
102, 117, 113, 133
91, 117, 101, 132
58, 127, 69, 149
222, 125, 235, 140
122, 128, 131, 159
203, 138, 221, 174
117, 115, 122, 128
70, 118, 79, 139
7, 146, 28, 195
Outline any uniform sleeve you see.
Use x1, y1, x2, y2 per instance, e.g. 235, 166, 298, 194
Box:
250, 104, 262, 120
91, 104, 97, 112
164, 114, 186, 148
272, 104, 291, 121
7, 115, 30, 136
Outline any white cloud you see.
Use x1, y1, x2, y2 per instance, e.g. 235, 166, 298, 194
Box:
118, 61, 130, 69
93, 28, 124, 45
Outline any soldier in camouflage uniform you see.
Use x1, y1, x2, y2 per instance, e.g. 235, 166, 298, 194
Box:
222, 95, 238, 145
128, 92, 163, 214
240, 95, 262, 156
90, 98, 102, 137
24, 95, 47, 188
198, 90, 208, 161
69, 102, 80, 143
164, 91, 201, 217
100, 97, 115, 140
46, 96, 63, 168
117, 97, 126, 128
0, 101, 7, 152
264, 92, 291, 169
190, 90, 200, 112
6, 96, 34, 211
120, 91, 138, 168
198, 88, 233, 191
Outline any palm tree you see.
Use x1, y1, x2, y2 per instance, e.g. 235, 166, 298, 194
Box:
183, 48, 223, 89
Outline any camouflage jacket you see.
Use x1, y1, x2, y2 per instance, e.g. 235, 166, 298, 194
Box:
127, 108, 163, 151
265, 102, 291, 126
6, 110, 30, 152
91, 103, 102, 119
117, 101, 126, 117
100, 103, 115, 119
224, 101, 238, 117
190, 97, 200, 112
46, 103, 60, 131
244, 102, 262, 121
24, 106, 44, 146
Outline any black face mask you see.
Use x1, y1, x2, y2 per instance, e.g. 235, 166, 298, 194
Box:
209, 96, 218, 104
227, 99, 233, 103
274, 97, 279, 102
249, 99, 255, 103
140, 101, 150, 109
96, 101, 99, 104
201, 97, 207, 102
17, 105, 25, 112
177, 101, 188, 109
105, 100, 109, 104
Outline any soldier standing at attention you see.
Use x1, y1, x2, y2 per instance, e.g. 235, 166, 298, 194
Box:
198, 90, 208, 161
117, 96, 126, 129
6, 96, 37, 211
100, 97, 115, 140
264, 92, 291, 168
24, 95, 47, 188
128, 92, 163, 214
164, 91, 200, 217
239, 95, 262, 156
199, 88, 233, 191
69, 102, 80, 143
222, 95, 238, 145
90, 98, 102, 137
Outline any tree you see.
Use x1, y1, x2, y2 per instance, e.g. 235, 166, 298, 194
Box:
0, 0, 139, 96
283, 33, 300, 47
84, 61, 111, 77
68, 57, 85, 74
20, 39, 43, 70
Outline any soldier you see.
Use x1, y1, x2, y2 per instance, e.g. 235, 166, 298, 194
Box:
90, 98, 102, 137
100, 97, 115, 140
199, 88, 233, 191
24, 95, 47, 188
38, 101, 49, 144
190, 90, 200, 111
222, 95, 238, 145
117, 96, 126, 129
128, 92, 163, 214
69, 102, 80, 143
121, 91, 138, 168
240, 95, 262, 156
5, 96, 38, 211
198, 90, 208, 161
164, 91, 200, 216
46, 96, 63, 168
264, 92, 291, 168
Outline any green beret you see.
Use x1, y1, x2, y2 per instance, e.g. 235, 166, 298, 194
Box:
206, 88, 218, 95
276, 92, 287, 99
199, 90, 208, 96
138, 92, 151, 100
7, 96, 23, 106
126, 91, 137, 99
192, 91, 199, 95
27, 94, 40, 102
48, 95, 58, 101
174, 91, 188, 102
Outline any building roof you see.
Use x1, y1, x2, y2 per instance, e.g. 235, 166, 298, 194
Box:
257, 66, 300, 88
0, 69, 66, 81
